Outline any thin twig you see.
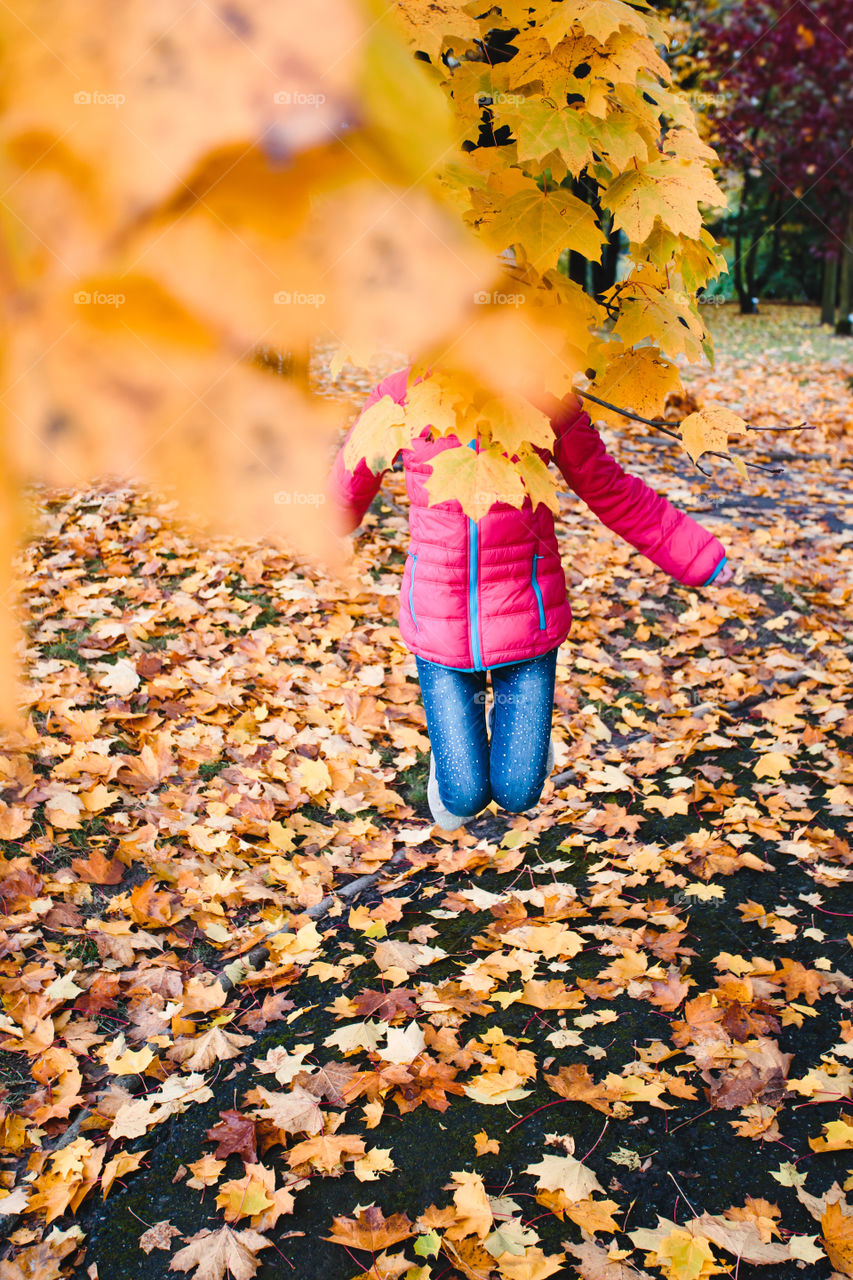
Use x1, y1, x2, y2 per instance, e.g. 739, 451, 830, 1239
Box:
575, 389, 682, 438
666, 1169, 703, 1219
577, 389, 810, 439
574, 390, 787, 475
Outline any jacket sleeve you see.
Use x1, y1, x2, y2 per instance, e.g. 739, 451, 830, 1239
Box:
549, 396, 726, 588
325, 367, 411, 535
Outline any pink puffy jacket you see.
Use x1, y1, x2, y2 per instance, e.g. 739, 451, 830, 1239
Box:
326, 365, 726, 671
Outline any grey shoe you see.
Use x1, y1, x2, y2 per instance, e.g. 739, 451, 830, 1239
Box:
488, 702, 555, 773
427, 750, 468, 831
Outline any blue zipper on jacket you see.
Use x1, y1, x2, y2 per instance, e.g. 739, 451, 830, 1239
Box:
467, 435, 484, 670
409, 553, 419, 631
531, 554, 546, 629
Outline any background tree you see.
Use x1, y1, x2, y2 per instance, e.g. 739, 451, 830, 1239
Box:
344, 0, 758, 517
692, 0, 853, 322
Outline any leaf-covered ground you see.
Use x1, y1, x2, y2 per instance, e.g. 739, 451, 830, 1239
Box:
0, 305, 852, 1280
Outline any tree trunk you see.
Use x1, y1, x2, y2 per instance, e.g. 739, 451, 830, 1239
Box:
836, 208, 853, 336
567, 249, 588, 288
754, 193, 784, 293
733, 169, 759, 313
591, 210, 621, 298
821, 252, 838, 325
733, 193, 750, 313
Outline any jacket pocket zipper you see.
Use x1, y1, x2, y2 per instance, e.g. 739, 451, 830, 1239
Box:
409, 553, 419, 631
531, 554, 546, 630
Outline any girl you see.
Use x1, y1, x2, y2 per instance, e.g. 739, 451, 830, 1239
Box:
326, 365, 732, 831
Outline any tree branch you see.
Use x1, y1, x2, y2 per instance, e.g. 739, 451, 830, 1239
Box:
572, 390, 789, 476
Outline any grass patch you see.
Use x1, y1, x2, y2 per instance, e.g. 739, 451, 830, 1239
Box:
198, 757, 229, 780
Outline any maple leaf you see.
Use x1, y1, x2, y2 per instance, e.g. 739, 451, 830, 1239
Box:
463, 1068, 532, 1105
480, 183, 606, 272
604, 158, 726, 243
474, 1131, 500, 1156
186, 1156, 227, 1189
70, 848, 125, 884
324, 1020, 387, 1055
563, 1197, 622, 1236
253, 1084, 324, 1136
292, 1060, 357, 1103
100, 1035, 157, 1077
377, 1022, 427, 1065
810, 1114, 853, 1153
424, 440, 525, 522
168, 1027, 254, 1070
774, 958, 824, 1005
352, 1146, 396, 1182
108, 1072, 213, 1140
629, 1219, 726, 1279
565, 1238, 654, 1278
382, 1053, 465, 1114
342, 395, 409, 475
169, 1226, 271, 1280
351, 988, 418, 1021
588, 349, 682, 428
286, 1132, 366, 1174
115, 738, 176, 792
525, 1153, 603, 1201
691, 1212, 793, 1265
240, 993, 295, 1032
820, 1200, 853, 1275
520, 979, 584, 1010
215, 1165, 275, 1223
723, 1197, 782, 1243
372, 938, 446, 975
324, 1204, 415, 1251
445, 1171, 493, 1241
205, 1110, 258, 1163
680, 407, 749, 466
704, 1039, 792, 1111
544, 1063, 618, 1115
492, 1244, 565, 1279
101, 1148, 149, 1198
140, 1220, 183, 1253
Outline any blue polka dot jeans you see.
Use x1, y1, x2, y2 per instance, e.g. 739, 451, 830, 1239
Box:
415, 646, 559, 818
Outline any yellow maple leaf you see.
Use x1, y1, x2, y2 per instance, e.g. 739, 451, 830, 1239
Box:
424, 440, 524, 520
353, 1147, 397, 1181
480, 184, 605, 272
563, 1197, 622, 1236
680, 407, 749, 465
463, 1069, 531, 1104
588, 347, 682, 427
402, 372, 461, 439
446, 1171, 493, 1240
342, 395, 409, 475
604, 157, 726, 243
809, 1116, 853, 1152
820, 1200, 853, 1276
643, 794, 690, 817
186, 1155, 227, 1188
101, 1149, 149, 1199
516, 449, 561, 514
753, 751, 790, 780
215, 1166, 275, 1223
474, 1131, 500, 1156
493, 1245, 565, 1280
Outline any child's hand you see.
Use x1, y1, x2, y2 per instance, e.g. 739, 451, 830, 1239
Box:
711, 561, 734, 585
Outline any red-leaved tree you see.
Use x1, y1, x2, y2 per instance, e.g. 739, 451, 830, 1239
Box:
696, 0, 853, 322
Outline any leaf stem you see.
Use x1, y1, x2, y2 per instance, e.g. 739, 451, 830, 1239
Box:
505, 1097, 565, 1132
